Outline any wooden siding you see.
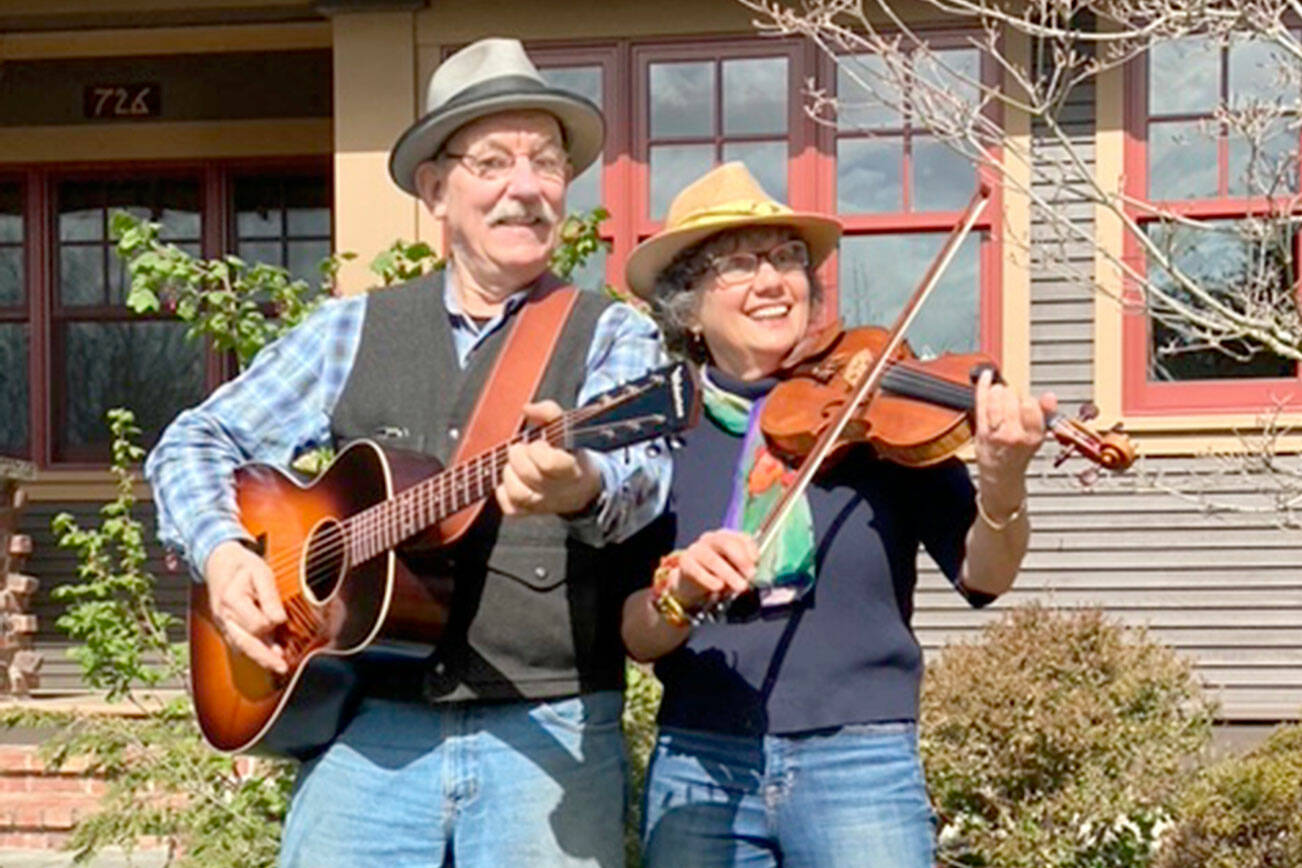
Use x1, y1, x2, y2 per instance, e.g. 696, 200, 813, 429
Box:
915, 77, 1302, 722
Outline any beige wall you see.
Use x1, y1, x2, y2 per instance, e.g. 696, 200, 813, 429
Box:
331, 11, 422, 295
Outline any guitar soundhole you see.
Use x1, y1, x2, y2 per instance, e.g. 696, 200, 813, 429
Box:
301, 518, 347, 605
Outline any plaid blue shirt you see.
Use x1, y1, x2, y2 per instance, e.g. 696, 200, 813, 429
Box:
145, 279, 672, 576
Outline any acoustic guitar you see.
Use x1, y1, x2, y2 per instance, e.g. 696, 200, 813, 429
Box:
190, 361, 700, 757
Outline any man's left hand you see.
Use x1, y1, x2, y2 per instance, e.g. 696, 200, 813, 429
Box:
496, 400, 603, 517
972, 369, 1057, 515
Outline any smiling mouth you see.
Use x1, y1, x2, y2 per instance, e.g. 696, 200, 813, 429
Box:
491, 217, 549, 229
747, 303, 792, 321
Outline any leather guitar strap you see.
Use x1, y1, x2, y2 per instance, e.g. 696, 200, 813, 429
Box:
435, 279, 581, 544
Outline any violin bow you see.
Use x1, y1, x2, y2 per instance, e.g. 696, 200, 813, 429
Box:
754, 184, 993, 562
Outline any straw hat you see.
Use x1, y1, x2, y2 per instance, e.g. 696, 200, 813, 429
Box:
625, 162, 842, 297
389, 37, 605, 196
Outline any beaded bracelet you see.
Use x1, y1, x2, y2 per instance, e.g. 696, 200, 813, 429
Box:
649, 551, 709, 629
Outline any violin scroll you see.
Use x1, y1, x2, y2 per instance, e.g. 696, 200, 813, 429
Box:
1047, 406, 1136, 475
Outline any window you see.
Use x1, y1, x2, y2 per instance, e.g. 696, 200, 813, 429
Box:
830, 44, 996, 358
1124, 35, 1302, 413
536, 37, 1002, 360
0, 180, 27, 458
0, 160, 330, 467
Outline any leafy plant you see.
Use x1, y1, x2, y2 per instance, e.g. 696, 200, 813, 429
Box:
922, 604, 1216, 868
1155, 723, 1302, 868
622, 661, 663, 868
114, 212, 337, 372
3, 410, 292, 866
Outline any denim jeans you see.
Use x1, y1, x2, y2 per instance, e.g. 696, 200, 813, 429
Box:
280, 691, 626, 868
642, 723, 935, 868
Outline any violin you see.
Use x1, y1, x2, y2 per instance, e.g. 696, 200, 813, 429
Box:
748, 186, 1131, 558
761, 323, 1136, 473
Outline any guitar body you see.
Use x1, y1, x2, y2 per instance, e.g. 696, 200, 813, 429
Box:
189, 440, 455, 757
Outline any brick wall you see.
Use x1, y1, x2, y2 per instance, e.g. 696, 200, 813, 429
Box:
0, 745, 102, 849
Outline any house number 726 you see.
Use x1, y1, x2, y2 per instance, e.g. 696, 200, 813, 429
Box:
83, 83, 161, 119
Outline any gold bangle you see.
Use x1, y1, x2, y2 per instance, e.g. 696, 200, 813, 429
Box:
976, 493, 1026, 531
651, 590, 692, 629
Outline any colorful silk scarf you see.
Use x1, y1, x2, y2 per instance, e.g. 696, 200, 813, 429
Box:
701, 369, 816, 607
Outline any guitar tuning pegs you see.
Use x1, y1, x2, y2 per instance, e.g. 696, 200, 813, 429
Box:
668, 434, 687, 450
1076, 466, 1099, 487
1053, 444, 1076, 468
646, 444, 662, 458
1078, 402, 1099, 422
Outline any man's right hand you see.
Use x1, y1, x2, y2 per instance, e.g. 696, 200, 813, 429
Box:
204, 539, 289, 675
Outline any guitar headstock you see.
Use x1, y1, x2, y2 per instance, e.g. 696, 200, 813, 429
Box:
564, 361, 702, 453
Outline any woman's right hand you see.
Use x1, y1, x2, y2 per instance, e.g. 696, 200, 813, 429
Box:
673, 529, 759, 609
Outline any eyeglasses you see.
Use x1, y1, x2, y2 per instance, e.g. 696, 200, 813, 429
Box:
708, 239, 811, 286
441, 147, 570, 183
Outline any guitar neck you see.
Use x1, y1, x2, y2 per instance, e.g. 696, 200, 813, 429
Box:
343, 419, 568, 564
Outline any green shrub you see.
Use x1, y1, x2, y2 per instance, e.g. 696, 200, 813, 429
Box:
1154, 723, 1302, 868
921, 604, 1216, 868
622, 661, 663, 868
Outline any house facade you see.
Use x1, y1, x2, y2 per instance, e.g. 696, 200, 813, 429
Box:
2, 0, 1300, 730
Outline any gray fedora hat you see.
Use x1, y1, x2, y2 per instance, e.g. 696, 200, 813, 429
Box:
389, 37, 605, 196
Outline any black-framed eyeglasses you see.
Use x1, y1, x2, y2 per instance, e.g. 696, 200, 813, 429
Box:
708, 239, 811, 286
441, 147, 570, 183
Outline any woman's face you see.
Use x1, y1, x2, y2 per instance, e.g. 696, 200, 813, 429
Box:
691, 228, 813, 380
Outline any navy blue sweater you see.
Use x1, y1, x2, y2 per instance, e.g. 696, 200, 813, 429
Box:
654, 371, 989, 736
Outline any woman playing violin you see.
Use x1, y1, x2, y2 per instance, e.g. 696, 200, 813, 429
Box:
621, 162, 1057, 868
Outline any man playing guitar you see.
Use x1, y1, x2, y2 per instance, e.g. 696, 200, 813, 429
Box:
146, 37, 670, 868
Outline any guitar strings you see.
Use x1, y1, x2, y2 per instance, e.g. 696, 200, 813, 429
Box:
254, 396, 629, 600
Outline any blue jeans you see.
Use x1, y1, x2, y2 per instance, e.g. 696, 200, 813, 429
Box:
642, 723, 935, 868
280, 692, 626, 868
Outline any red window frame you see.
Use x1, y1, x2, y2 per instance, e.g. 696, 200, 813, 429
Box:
0, 156, 331, 468
1123, 46, 1302, 415
816, 35, 1004, 349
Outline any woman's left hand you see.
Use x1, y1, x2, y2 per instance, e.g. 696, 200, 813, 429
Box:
972, 369, 1057, 514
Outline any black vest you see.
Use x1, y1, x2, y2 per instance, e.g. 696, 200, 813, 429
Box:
331, 272, 658, 701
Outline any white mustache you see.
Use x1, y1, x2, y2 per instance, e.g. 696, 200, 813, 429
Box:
486, 198, 558, 228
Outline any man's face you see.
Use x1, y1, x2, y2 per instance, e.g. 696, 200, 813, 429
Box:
417, 110, 570, 294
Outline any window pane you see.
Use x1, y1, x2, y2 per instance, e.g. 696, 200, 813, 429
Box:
287, 240, 331, 288
0, 183, 21, 245
1150, 37, 1220, 115
723, 57, 787, 136
568, 162, 602, 216
1229, 37, 1297, 107
285, 177, 331, 236
837, 53, 904, 130
0, 248, 21, 307
238, 240, 283, 269
722, 140, 787, 203
914, 48, 982, 115
839, 232, 982, 356
1144, 219, 1297, 380
60, 245, 106, 307
0, 324, 28, 457
566, 247, 608, 294
1229, 125, 1299, 196
650, 61, 714, 139
237, 207, 281, 239
913, 135, 974, 211
541, 65, 602, 106
650, 143, 715, 219
60, 321, 205, 455
838, 137, 903, 213
1149, 120, 1218, 199
103, 179, 200, 240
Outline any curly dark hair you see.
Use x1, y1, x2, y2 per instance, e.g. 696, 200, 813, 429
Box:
647, 227, 824, 364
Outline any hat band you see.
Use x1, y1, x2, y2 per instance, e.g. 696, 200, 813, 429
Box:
673, 199, 792, 230
434, 74, 557, 116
